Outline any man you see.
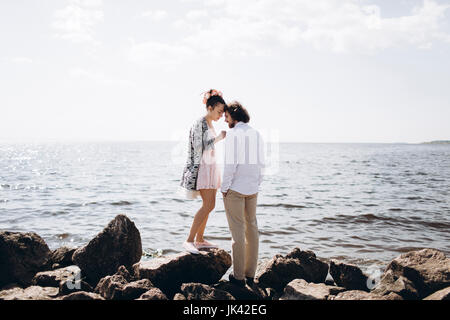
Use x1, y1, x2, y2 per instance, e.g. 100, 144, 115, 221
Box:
221, 101, 265, 287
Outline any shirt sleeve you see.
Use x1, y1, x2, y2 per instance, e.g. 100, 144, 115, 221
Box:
258, 132, 265, 187
221, 132, 238, 193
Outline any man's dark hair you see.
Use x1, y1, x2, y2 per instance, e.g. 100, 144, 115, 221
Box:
225, 101, 250, 123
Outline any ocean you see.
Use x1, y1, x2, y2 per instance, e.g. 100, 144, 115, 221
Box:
1, 141, 449, 272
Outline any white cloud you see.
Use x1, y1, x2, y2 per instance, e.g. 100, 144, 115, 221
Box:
52, 0, 104, 45
141, 9, 168, 22
69, 67, 134, 86
129, 0, 450, 68
128, 40, 195, 69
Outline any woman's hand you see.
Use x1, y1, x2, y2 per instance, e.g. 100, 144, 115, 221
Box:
219, 130, 227, 140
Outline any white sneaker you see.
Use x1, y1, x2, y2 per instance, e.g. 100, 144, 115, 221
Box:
183, 241, 200, 254
195, 240, 218, 249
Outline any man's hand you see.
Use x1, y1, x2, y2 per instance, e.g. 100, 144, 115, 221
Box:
222, 191, 228, 198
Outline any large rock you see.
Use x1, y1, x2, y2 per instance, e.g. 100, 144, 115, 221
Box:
0, 231, 52, 287
371, 269, 419, 300
0, 286, 59, 300
423, 286, 450, 300
32, 265, 81, 287
133, 248, 231, 298
280, 279, 346, 300
330, 290, 402, 300
255, 248, 329, 291
72, 214, 142, 285
329, 260, 369, 291
180, 283, 235, 300
61, 291, 105, 300
136, 288, 168, 300
385, 248, 450, 298
49, 246, 77, 269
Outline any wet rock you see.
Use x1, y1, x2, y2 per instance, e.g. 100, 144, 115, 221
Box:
280, 279, 346, 300
72, 214, 142, 285
32, 265, 81, 287
255, 248, 329, 291
329, 260, 369, 291
213, 280, 267, 300
385, 248, 450, 298
0, 286, 59, 300
0, 231, 52, 287
137, 288, 169, 300
423, 287, 450, 300
61, 291, 105, 300
121, 279, 154, 300
49, 246, 77, 269
133, 248, 231, 298
180, 283, 235, 300
371, 269, 419, 300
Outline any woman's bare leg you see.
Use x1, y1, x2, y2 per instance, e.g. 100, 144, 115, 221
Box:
186, 189, 216, 243
196, 190, 217, 242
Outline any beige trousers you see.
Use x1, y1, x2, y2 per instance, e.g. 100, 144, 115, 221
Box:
223, 189, 259, 280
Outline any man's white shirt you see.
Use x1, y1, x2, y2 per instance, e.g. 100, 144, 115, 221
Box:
221, 122, 265, 195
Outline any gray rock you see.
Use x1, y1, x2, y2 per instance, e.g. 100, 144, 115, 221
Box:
423, 286, 450, 300
330, 290, 403, 300
49, 246, 77, 269
371, 269, 419, 300
72, 214, 142, 285
385, 248, 450, 298
133, 248, 231, 298
0, 286, 59, 300
329, 260, 369, 291
180, 283, 235, 300
32, 265, 81, 287
280, 279, 346, 300
137, 288, 169, 300
0, 231, 52, 287
61, 291, 105, 300
255, 248, 329, 291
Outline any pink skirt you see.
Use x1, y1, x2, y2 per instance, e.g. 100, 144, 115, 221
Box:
196, 149, 221, 190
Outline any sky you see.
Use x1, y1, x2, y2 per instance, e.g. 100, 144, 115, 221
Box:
1, 0, 450, 143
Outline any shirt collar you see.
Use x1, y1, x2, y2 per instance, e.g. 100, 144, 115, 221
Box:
235, 121, 246, 128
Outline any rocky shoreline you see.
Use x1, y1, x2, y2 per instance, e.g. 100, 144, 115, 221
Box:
1, 214, 449, 300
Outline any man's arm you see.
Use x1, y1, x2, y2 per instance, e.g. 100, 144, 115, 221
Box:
221, 132, 238, 194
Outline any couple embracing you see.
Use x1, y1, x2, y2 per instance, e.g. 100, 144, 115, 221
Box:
178, 89, 265, 286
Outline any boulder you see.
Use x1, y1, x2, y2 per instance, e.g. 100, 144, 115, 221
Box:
213, 280, 267, 300
59, 279, 93, 296
330, 290, 401, 300
0, 286, 58, 300
32, 265, 81, 287
0, 231, 52, 287
72, 214, 142, 285
95, 265, 154, 300
329, 260, 369, 291
173, 293, 187, 300
133, 248, 231, 298
180, 283, 235, 300
49, 246, 77, 269
385, 248, 450, 298
423, 286, 450, 300
280, 279, 346, 300
371, 269, 419, 300
61, 291, 105, 300
137, 288, 169, 300
255, 248, 329, 291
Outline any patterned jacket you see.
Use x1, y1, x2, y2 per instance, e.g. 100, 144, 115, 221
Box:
180, 116, 215, 191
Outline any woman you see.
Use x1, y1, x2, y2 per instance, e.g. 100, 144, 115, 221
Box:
179, 89, 227, 254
